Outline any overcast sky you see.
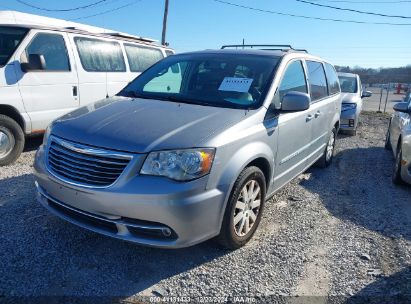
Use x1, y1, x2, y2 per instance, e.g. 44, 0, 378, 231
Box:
2, 0, 411, 68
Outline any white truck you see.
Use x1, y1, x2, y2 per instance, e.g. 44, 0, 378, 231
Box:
0, 11, 174, 166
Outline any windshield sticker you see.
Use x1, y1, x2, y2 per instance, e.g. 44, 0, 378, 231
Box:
218, 77, 253, 93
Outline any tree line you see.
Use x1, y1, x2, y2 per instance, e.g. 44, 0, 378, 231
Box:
335, 65, 411, 85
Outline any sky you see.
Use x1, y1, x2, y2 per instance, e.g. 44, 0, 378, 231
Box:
1, 0, 411, 68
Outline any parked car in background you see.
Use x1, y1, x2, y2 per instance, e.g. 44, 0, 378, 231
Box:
34, 45, 341, 249
338, 72, 372, 135
0, 11, 173, 166
386, 95, 411, 185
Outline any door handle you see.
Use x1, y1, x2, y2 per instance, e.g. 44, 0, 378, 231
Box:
306, 114, 313, 122
315, 111, 321, 118
72, 86, 78, 97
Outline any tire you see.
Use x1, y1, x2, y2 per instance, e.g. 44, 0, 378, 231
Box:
385, 125, 392, 150
0, 114, 25, 166
216, 166, 266, 249
315, 127, 336, 168
392, 144, 404, 185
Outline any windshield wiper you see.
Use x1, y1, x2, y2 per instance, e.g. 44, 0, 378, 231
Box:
117, 90, 138, 98
160, 95, 199, 104
117, 90, 156, 100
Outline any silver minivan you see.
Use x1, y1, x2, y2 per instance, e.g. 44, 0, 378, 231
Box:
34, 46, 341, 249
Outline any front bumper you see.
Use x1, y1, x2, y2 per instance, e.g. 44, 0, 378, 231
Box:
33, 145, 226, 248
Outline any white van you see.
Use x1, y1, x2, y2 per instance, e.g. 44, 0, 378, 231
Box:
0, 11, 174, 166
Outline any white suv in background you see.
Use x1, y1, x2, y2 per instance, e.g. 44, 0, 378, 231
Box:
338, 72, 372, 135
0, 11, 173, 166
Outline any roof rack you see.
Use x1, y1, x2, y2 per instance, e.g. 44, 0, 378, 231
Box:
104, 32, 157, 43
221, 44, 308, 53
63, 27, 157, 43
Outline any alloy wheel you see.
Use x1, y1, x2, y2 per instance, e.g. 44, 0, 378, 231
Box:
0, 129, 14, 159
233, 179, 262, 237
326, 131, 335, 162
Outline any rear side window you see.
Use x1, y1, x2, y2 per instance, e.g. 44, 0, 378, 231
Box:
306, 61, 328, 101
26, 33, 70, 71
124, 44, 164, 72
273, 60, 307, 109
75, 37, 126, 72
324, 63, 340, 95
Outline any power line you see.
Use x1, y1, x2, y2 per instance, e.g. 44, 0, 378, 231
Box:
15, 0, 109, 12
296, 0, 411, 18
212, 0, 411, 25
71, 0, 142, 21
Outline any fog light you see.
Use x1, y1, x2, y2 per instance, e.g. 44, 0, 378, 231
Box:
162, 228, 172, 237
349, 119, 355, 127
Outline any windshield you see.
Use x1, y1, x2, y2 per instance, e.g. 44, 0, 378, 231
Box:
0, 26, 28, 66
118, 53, 280, 109
338, 76, 358, 93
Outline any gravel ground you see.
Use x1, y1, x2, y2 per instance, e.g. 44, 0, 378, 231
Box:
1, 112, 410, 303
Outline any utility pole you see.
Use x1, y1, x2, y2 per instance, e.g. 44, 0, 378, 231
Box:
161, 0, 169, 46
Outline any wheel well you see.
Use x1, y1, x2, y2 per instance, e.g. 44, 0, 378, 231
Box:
0, 105, 25, 131
334, 120, 340, 131
397, 135, 402, 149
247, 157, 271, 188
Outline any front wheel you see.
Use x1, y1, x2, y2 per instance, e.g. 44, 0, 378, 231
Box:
392, 145, 404, 185
217, 166, 266, 249
0, 115, 25, 166
385, 126, 392, 150
316, 127, 336, 168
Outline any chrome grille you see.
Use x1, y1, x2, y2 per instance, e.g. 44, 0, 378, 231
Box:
47, 136, 132, 188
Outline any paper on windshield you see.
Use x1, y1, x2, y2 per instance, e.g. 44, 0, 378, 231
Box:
218, 77, 253, 93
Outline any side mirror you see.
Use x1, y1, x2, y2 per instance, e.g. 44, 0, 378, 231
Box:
361, 91, 372, 98
281, 91, 310, 112
393, 102, 411, 113
21, 54, 46, 72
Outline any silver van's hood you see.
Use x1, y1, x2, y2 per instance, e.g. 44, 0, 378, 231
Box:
341, 93, 360, 104
51, 97, 249, 153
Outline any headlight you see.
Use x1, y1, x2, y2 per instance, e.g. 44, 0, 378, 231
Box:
140, 148, 215, 181
342, 103, 357, 112
42, 125, 52, 146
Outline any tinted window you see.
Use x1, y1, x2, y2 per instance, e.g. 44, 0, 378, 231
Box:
338, 76, 358, 93
75, 37, 126, 72
0, 26, 28, 66
143, 62, 186, 93
273, 60, 307, 109
118, 54, 279, 109
324, 63, 340, 95
124, 44, 164, 72
26, 33, 70, 71
306, 61, 328, 101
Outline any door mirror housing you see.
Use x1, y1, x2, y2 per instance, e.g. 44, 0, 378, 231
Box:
21, 54, 46, 72
361, 90, 372, 98
281, 91, 310, 112
393, 102, 411, 113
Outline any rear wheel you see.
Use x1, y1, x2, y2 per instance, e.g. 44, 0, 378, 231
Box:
316, 127, 336, 168
0, 115, 25, 166
217, 166, 266, 249
392, 144, 404, 185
